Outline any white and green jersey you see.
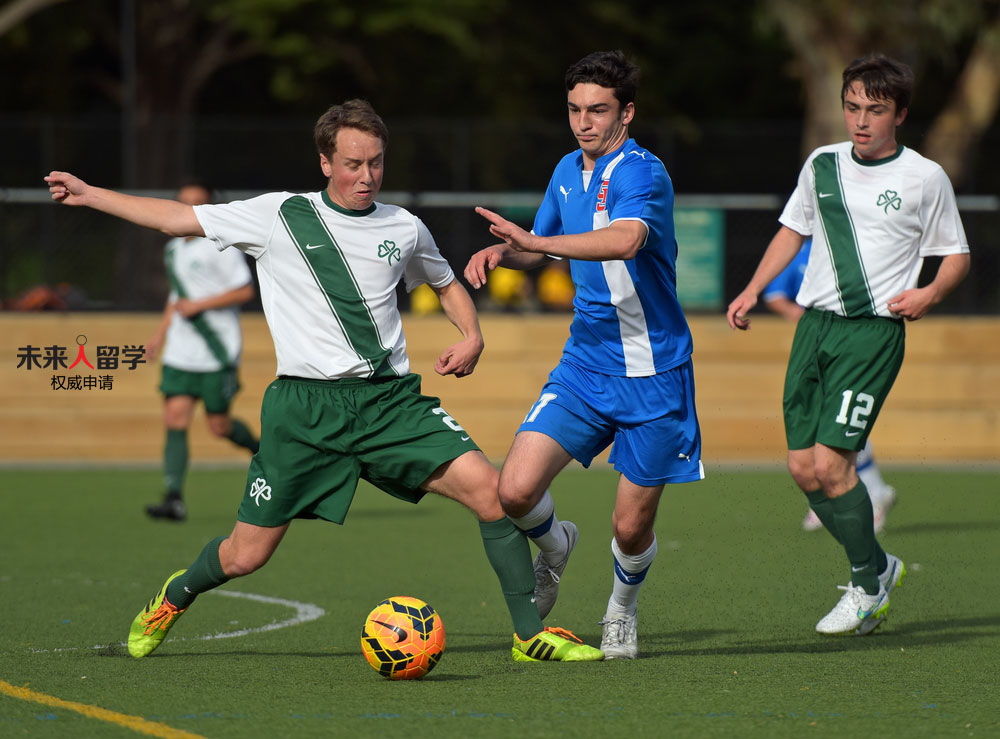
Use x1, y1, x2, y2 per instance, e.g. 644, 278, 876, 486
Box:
161, 235, 253, 372
780, 142, 969, 318
193, 191, 454, 380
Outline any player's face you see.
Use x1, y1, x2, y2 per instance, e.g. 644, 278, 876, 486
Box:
843, 82, 907, 161
567, 83, 634, 167
320, 127, 385, 210
176, 185, 210, 206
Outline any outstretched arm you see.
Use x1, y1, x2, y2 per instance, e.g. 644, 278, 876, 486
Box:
887, 252, 970, 320
430, 279, 485, 377
726, 226, 806, 330
44, 171, 204, 238
476, 206, 645, 261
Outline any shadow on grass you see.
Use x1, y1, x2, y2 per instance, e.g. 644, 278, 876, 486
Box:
641, 614, 1000, 657
886, 520, 1000, 535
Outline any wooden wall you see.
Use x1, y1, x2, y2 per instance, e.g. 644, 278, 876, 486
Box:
2, 313, 997, 465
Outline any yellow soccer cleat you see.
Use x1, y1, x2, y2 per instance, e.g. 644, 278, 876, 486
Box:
128, 569, 188, 658
512, 626, 604, 662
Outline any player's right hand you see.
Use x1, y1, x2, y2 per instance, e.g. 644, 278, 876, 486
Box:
44, 171, 88, 205
463, 246, 504, 290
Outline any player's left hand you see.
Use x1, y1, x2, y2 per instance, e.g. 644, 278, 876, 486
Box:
434, 336, 484, 378
475, 206, 537, 253
173, 298, 203, 319
887, 288, 934, 321
726, 291, 758, 330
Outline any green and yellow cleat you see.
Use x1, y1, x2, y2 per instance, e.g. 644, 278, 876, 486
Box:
127, 569, 188, 658
512, 626, 604, 662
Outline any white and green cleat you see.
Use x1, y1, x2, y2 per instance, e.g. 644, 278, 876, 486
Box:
128, 569, 188, 658
512, 626, 603, 662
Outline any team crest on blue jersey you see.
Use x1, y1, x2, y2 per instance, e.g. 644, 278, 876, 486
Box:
596, 180, 609, 212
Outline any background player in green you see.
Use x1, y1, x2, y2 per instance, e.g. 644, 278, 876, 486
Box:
144, 180, 259, 521
727, 54, 970, 635
45, 99, 602, 663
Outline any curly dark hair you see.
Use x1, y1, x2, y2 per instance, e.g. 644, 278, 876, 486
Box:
565, 50, 640, 107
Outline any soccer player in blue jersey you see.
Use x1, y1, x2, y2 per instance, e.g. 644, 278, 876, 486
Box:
763, 239, 897, 534
465, 50, 704, 659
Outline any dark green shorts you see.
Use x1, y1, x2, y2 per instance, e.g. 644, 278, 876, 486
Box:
237, 373, 480, 527
783, 308, 905, 451
160, 365, 240, 414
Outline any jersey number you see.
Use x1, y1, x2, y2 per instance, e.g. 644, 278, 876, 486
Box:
834, 390, 874, 431
524, 393, 558, 424
432, 407, 465, 432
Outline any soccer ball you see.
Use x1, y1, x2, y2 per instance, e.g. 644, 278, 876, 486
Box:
360, 596, 446, 680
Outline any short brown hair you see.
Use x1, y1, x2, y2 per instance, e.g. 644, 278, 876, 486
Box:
841, 54, 914, 111
314, 99, 389, 159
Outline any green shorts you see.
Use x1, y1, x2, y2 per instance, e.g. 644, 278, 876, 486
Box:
160, 365, 240, 414
237, 373, 480, 527
783, 308, 905, 451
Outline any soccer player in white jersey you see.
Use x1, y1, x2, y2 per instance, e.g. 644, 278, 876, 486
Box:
45, 100, 602, 664
763, 239, 897, 534
727, 54, 970, 636
144, 181, 259, 522
465, 51, 704, 659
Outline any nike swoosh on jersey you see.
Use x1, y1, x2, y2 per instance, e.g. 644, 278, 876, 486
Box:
304, 243, 325, 249
818, 192, 834, 198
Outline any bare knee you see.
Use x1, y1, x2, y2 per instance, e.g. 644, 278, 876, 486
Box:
206, 414, 231, 438
219, 541, 270, 578
787, 452, 818, 491
612, 515, 654, 555
497, 473, 539, 518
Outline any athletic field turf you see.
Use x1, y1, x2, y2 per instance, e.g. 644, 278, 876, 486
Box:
2, 466, 997, 737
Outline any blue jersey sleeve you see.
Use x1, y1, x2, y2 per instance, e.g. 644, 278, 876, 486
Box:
533, 175, 566, 238
608, 151, 673, 253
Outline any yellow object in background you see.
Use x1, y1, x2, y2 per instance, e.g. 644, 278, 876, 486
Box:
409, 283, 441, 314
488, 267, 530, 308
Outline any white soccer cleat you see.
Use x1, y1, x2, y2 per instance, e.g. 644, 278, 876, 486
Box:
872, 486, 897, 534
599, 608, 638, 659
815, 583, 889, 636
532, 521, 578, 620
854, 553, 905, 635
801, 508, 823, 532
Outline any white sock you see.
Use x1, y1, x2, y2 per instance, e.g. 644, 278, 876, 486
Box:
507, 490, 568, 561
607, 535, 658, 615
857, 443, 890, 501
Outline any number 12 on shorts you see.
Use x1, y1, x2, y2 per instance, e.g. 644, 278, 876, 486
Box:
835, 389, 874, 434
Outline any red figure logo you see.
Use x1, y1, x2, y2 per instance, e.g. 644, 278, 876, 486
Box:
68, 334, 95, 370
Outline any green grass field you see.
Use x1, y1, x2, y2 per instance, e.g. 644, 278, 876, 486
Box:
1, 466, 998, 738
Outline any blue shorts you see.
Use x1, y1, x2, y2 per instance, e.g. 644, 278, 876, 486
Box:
518, 360, 704, 486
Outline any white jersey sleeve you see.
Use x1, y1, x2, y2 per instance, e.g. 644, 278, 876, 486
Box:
402, 217, 455, 292
918, 165, 968, 257
194, 192, 293, 259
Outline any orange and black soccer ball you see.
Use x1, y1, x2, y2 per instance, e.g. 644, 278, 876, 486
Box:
360, 596, 445, 680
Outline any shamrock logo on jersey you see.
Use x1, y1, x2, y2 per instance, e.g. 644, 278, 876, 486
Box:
378, 239, 401, 265
877, 190, 902, 214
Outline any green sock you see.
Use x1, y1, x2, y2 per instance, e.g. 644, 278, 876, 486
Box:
226, 418, 259, 454
806, 487, 888, 573
805, 488, 841, 543
166, 536, 230, 609
479, 517, 544, 640
829, 481, 879, 594
164, 429, 188, 495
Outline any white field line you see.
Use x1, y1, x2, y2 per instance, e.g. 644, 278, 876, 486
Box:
28, 590, 326, 653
